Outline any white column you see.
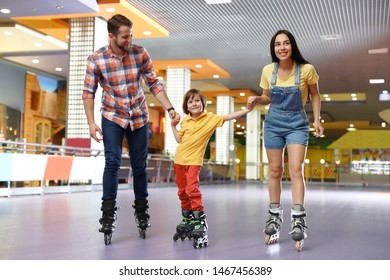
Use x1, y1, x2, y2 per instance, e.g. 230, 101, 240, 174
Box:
216, 96, 234, 163
66, 17, 95, 141
246, 109, 261, 179
164, 68, 190, 156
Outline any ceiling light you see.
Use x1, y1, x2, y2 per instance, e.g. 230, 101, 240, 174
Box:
349, 124, 354, 127
368, 48, 388, 54
0, 8, 11, 14
55, 67, 62, 72
204, 0, 232, 4
32, 59, 39, 64
239, 92, 245, 96
325, 97, 331, 101
11, 24, 68, 49
195, 64, 202, 68
106, 7, 116, 13
347, 127, 356, 131
143, 31, 152, 36
207, 100, 212, 104
369, 79, 385, 84
56, 5, 64, 9
352, 97, 357, 101
4, 31, 12, 36
213, 74, 219, 78
323, 94, 329, 97
320, 34, 341, 41
149, 103, 155, 107
351, 93, 356, 97
381, 122, 386, 128
34, 42, 42, 47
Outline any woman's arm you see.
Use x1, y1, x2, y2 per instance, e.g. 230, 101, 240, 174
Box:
308, 83, 324, 137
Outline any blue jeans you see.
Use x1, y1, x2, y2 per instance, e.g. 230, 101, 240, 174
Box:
101, 117, 149, 200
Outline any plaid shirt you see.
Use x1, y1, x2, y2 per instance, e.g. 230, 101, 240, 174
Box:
82, 44, 164, 130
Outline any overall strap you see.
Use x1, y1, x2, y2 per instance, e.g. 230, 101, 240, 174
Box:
271, 63, 278, 85
294, 63, 301, 85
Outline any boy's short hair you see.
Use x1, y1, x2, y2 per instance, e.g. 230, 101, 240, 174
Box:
182, 89, 207, 114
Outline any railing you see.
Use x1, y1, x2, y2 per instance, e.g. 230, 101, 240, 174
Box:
1, 140, 389, 197
0, 140, 233, 197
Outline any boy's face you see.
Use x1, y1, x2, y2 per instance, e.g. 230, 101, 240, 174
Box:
187, 94, 204, 118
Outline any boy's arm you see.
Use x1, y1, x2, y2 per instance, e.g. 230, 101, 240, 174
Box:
223, 107, 251, 121
171, 124, 182, 143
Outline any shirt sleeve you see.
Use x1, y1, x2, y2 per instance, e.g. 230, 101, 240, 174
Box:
305, 64, 319, 85
259, 64, 272, 90
140, 48, 164, 96
82, 54, 100, 100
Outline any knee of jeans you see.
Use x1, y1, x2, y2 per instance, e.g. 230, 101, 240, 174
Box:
131, 162, 147, 175
105, 153, 121, 168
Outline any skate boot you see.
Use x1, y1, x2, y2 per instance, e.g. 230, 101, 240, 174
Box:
289, 204, 308, 252
192, 210, 208, 249
173, 210, 194, 242
132, 199, 151, 239
264, 204, 283, 245
99, 199, 118, 245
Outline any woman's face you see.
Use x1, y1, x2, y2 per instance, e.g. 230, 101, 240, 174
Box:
274, 33, 292, 61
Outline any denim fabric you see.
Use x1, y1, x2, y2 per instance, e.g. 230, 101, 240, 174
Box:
264, 63, 310, 149
101, 116, 149, 200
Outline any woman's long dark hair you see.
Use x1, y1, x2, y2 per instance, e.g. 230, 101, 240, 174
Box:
270, 30, 309, 64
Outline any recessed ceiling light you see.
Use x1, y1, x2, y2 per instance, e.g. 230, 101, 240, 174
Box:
239, 92, 245, 96
207, 100, 212, 104
369, 79, 385, 84
34, 42, 42, 47
213, 74, 219, 79
368, 48, 388, 54
347, 127, 356, 131
4, 31, 12, 36
32, 59, 39, 64
0, 8, 11, 14
56, 5, 64, 9
149, 103, 155, 107
320, 34, 341, 41
106, 7, 116, 13
352, 97, 357, 101
325, 97, 331, 101
55, 67, 62, 72
351, 93, 356, 97
195, 64, 202, 68
381, 122, 387, 128
143, 31, 152, 36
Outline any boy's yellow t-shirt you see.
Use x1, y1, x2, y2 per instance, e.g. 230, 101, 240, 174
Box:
259, 62, 319, 105
174, 111, 224, 166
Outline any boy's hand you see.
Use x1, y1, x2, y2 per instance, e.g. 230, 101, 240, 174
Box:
171, 113, 181, 126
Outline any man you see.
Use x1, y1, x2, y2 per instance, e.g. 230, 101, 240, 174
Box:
82, 14, 179, 244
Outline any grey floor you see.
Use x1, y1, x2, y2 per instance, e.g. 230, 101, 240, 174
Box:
1, 181, 390, 260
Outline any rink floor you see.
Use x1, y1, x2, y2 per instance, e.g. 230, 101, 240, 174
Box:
1, 181, 390, 260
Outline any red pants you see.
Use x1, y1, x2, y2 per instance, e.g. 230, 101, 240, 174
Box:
174, 164, 203, 211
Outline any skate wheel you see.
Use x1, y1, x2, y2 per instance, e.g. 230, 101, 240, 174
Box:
264, 234, 270, 245
173, 233, 179, 242
104, 233, 112, 245
139, 228, 146, 239
193, 239, 200, 249
295, 240, 303, 252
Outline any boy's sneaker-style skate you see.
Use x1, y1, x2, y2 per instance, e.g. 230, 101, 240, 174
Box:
99, 199, 118, 245
133, 199, 151, 239
289, 204, 308, 252
264, 204, 283, 245
192, 210, 208, 249
173, 210, 194, 241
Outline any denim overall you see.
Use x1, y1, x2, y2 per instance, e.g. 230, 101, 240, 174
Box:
264, 63, 310, 149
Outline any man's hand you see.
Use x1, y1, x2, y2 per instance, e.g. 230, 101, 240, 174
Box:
89, 123, 103, 143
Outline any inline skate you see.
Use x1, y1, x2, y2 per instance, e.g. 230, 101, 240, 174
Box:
133, 199, 151, 239
99, 199, 118, 245
289, 204, 307, 252
264, 204, 283, 245
173, 209, 194, 241
192, 210, 208, 249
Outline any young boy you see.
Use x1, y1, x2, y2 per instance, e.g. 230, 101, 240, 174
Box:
171, 89, 254, 249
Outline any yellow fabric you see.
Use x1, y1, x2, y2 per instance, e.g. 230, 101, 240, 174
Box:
259, 62, 319, 105
174, 111, 225, 166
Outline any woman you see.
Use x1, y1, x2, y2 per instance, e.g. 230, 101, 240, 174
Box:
248, 30, 324, 251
